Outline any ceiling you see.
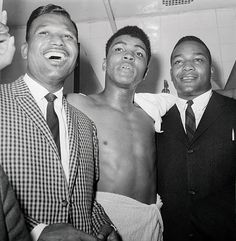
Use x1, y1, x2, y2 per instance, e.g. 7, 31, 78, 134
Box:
3, 0, 236, 27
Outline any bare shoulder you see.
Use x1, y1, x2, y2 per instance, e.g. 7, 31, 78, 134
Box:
131, 104, 155, 127
67, 92, 90, 103
67, 93, 96, 109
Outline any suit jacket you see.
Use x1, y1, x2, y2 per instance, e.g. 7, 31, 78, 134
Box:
157, 91, 236, 241
0, 76, 111, 235
0, 166, 31, 241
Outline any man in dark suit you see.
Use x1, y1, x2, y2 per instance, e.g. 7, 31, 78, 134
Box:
157, 36, 236, 241
0, 5, 120, 241
135, 35, 236, 241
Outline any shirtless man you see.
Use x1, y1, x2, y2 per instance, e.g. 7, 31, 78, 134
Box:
67, 26, 163, 241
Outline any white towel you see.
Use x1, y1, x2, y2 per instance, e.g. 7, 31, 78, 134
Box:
134, 93, 176, 132
96, 192, 163, 241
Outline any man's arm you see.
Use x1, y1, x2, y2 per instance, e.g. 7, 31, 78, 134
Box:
134, 93, 176, 132
38, 223, 99, 241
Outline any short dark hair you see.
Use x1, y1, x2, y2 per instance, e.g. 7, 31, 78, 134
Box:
170, 35, 212, 65
105, 25, 151, 64
25, 4, 78, 41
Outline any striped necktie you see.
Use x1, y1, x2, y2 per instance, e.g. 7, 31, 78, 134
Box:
185, 99, 196, 141
45, 93, 60, 156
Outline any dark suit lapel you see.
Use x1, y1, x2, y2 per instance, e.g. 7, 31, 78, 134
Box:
13, 77, 58, 154
64, 99, 80, 194
191, 92, 225, 143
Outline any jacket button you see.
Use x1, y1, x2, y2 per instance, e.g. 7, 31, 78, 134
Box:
188, 233, 194, 238
187, 149, 194, 154
61, 200, 68, 207
188, 190, 196, 195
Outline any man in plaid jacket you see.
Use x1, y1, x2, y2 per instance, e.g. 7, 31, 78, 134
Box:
0, 5, 120, 241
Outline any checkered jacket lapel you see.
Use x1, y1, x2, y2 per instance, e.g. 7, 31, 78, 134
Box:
64, 99, 99, 195
63, 98, 80, 193
14, 76, 60, 156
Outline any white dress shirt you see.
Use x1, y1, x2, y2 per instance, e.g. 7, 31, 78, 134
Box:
176, 89, 212, 132
24, 74, 70, 240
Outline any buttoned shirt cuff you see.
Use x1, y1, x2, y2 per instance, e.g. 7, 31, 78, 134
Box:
30, 223, 47, 241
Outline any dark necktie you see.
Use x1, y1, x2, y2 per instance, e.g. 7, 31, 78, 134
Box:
45, 93, 60, 156
185, 100, 196, 141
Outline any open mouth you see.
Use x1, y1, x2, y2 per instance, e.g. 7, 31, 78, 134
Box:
44, 51, 67, 63
181, 75, 197, 81
120, 63, 134, 72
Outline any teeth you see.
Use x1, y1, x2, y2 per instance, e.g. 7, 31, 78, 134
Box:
182, 76, 195, 80
44, 51, 66, 60
121, 63, 133, 70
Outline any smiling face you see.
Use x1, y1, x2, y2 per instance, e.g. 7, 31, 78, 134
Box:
21, 13, 78, 91
170, 40, 212, 99
104, 34, 148, 89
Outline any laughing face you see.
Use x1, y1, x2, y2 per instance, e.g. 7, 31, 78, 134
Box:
170, 40, 212, 99
104, 35, 148, 89
21, 13, 78, 91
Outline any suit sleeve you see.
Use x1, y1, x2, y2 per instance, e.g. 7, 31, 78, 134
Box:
90, 123, 114, 235
0, 166, 31, 241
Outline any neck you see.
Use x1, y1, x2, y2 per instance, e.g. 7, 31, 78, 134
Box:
99, 85, 136, 112
26, 72, 64, 93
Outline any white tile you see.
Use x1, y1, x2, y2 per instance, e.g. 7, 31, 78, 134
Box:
218, 26, 236, 44
221, 44, 236, 62
179, 9, 217, 29
216, 8, 236, 27
160, 13, 180, 30
89, 20, 113, 38
77, 22, 90, 40
116, 17, 142, 28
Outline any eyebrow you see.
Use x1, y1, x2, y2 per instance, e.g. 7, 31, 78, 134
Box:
34, 24, 76, 35
112, 41, 147, 52
172, 52, 207, 59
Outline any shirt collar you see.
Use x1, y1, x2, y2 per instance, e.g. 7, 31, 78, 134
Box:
176, 89, 212, 112
192, 89, 212, 111
23, 73, 63, 105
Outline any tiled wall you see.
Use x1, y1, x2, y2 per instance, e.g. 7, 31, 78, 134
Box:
77, 7, 236, 94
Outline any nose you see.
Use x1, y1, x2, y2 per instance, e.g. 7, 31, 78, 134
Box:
123, 52, 134, 62
50, 34, 64, 46
183, 61, 195, 71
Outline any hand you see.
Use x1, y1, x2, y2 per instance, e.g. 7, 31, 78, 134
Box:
0, 10, 15, 70
97, 224, 122, 241
38, 223, 98, 241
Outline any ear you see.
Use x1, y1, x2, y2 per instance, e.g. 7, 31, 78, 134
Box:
21, 42, 28, 60
143, 67, 149, 79
170, 68, 173, 82
210, 66, 214, 76
102, 58, 106, 71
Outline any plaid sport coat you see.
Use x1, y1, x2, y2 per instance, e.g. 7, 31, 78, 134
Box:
0, 76, 111, 235
0, 165, 31, 241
